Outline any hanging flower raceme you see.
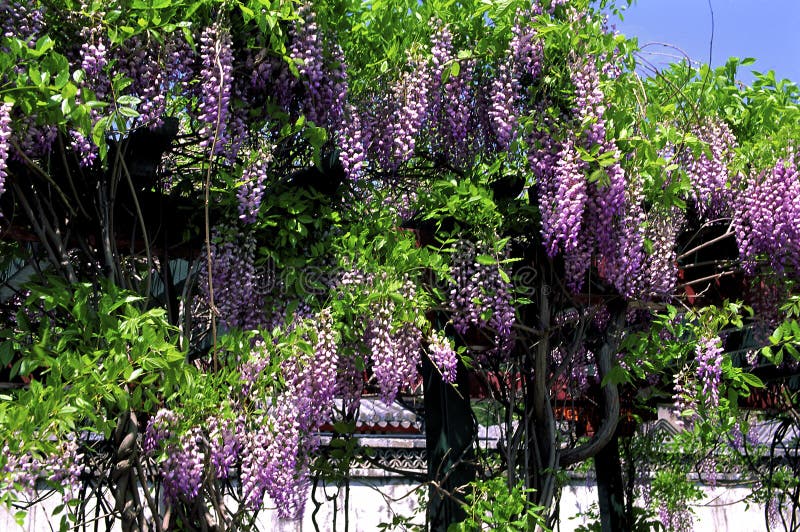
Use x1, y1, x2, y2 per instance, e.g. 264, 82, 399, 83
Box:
143, 408, 178, 455
540, 134, 588, 257
365, 298, 410, 404
237, 151, 271, 223
489, 62, 517, 150
3, 437, 84, 503
69, 130, 98, 168
390, 57, 434, 168
116, 35, 168, 127
0, 102, 11, 202
571, 57, 607, 146
489, 8, 544, 150
696, 335, 724, 408
290, 4, 348, 127
236, 309, 341, 516
429, 331, 458, 383
447, 239, 516, 357
671, 365, 698, 429
79, 26, 110, 101
734, 157, 800, 275
161, 427, 205, 502
639, 208, 682, 298
338, 104, 366, 181
571, 57, 626, 257
282, 308, 340, 429
262, 393, 307, 518
601, 187, 646, 299
198, 24, 233, 154
200, 226, 266, 331
0, 1, 44, 48
207, 416, 238, 480
427, 23, 476, 164
439, 57, 475, 164
679, 120, 738, 220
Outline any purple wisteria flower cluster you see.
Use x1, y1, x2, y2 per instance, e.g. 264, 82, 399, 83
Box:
695, 335, 723, 408
489, 8, 544, 150
639, 208, 683, 297
139, 310, 342, 516
364, 302, 399, 403
161, 427, 205, 502
429, 331, 458, 383
80, 26, 110, 100
198, 24, 233, 154
529, 55, 641, 295
245, 309, 340, 517
207, 416, 238, 480
658, 503, 694, 532
282, 308, 340, 429
538, 133, 587, 257
571, 56, 606, 146
145, 410, 238, 503
571, 57, 626, 262
679, 120, 738, 220
365, 279, 422, 403
2, 446, 42, 499
291, 3, 348, 128
448, 239, 516, 358
338, 104, 366, 181
0, 1, 44, 48
116, 35, 167, 127
2, 438, 84, 503
143, 408, 178, 455
734, 157, 800, 276
0, 102, 11, 202
199, 226, 266, 331
428, 24, 475, 165
45, 438, 84, 503
378, 56, 434, 169
237, 150, 271, 223
672, 367, 698, 430
70, 25, 109, 166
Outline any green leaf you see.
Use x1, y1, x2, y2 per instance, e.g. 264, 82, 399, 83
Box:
34, 35, 55, 56
117, 106, 140, 118
126, 368, 144, 383
739, 372, 764, 389
116, 95, 141, 106
475, 254, 497, 266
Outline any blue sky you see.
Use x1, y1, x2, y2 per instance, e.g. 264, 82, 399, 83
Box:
610, 0, 800, 84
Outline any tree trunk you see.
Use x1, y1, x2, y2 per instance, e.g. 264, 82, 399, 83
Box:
595, 429, 628, 532
423, 355, 477, 531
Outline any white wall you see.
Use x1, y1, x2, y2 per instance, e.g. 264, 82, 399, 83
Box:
0, 480, 778, 531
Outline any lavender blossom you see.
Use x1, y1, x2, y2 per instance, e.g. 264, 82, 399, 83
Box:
679, 120, 738, 220
161, 427, 205, 502
143, 408, 178, 455
0, 102, 11, 201
291, 4, 347, 127
696, 335, 723, 408
237, 151, 270, 223
734, 158, 800, 275
338, 104, 366, 181
198, 24, 233, 154
429, 331, 458, 383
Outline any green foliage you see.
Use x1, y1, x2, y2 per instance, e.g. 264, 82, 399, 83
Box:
651, 468, 704, 515
0, 279, 190, 447
448, 476, 549, 532
573, 502, 663, 532
2, 0, 800, 528
762, 294, 800, 365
